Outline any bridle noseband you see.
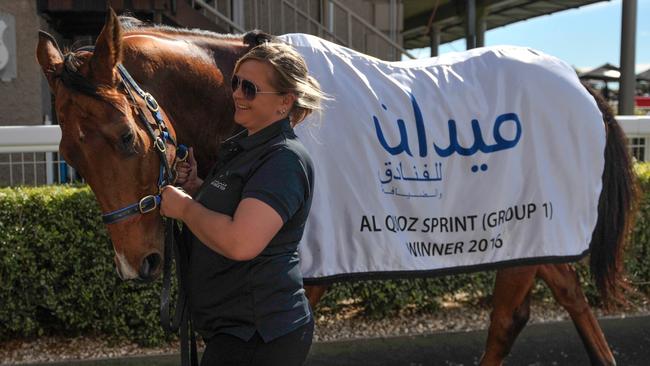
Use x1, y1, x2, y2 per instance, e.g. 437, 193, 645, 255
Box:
100, 64, 188, 225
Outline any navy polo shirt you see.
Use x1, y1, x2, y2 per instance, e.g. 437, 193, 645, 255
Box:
188, 118, 314, 343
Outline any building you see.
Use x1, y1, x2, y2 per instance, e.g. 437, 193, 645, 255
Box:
0, 0, 411, 185
619, 116, 650, 162
0, 0, 647, 186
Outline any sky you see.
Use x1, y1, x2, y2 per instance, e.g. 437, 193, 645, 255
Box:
407, 0, 650, 73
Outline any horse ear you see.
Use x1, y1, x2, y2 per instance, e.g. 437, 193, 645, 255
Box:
90, 7, 122, 86
36, 31, 64, 91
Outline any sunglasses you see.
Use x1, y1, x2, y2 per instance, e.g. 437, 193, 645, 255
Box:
231, 75, 283, 101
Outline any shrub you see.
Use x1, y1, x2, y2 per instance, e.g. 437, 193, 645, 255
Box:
627, 163, 650, 294
0, 163, 648, 345
0, 186, 169, 345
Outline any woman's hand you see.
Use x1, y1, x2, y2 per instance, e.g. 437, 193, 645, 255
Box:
175, 147, 202, 195
160, 185, 194, 220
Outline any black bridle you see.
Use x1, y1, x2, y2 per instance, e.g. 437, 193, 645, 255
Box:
101, 64, 184, 225
99, 63, 198, 366
58, 42, 197, 365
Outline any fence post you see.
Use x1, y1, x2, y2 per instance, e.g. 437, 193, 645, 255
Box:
44, 115, 54, 185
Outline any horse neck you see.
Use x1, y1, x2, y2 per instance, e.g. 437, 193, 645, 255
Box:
121, 35, 248, 176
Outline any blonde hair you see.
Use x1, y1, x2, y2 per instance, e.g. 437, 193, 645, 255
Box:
234, 42, 329, 125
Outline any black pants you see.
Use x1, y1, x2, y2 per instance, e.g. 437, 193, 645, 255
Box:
200, 319, 314, 366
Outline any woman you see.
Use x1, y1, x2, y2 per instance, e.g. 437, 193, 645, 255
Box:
160, 41, 326, 366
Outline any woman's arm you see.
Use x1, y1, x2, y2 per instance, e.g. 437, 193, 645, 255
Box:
160, 186, 283, 261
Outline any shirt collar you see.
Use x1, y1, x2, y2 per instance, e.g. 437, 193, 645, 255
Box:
233, 118, 293, 151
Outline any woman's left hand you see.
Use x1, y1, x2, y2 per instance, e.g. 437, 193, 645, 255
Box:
160, 185, 193, 220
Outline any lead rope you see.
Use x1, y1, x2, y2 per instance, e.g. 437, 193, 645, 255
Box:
116, 64, 197, 366
161, 219, 197, 366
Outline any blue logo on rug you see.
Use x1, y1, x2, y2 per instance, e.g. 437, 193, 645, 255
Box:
373, 93, 522, 198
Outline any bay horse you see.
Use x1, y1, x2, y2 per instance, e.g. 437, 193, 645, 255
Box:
36, 10, 636, 366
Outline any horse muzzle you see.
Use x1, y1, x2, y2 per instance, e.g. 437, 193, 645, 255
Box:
138, 252, 162, 282
114, 251, 162, 282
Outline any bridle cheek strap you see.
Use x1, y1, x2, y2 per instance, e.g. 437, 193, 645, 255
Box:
96, 64, 197, 366
100, 64, 188, 225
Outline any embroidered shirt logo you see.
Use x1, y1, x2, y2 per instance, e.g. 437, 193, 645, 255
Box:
210, 179, 228, 190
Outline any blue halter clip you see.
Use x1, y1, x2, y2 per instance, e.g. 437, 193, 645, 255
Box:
100, 65, 189, 225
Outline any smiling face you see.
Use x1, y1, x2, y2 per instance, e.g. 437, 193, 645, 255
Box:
232, 59, 294, 134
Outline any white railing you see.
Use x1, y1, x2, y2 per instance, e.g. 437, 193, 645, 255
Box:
0, 125, 60, 153
327, 0, 414, 60
618, 116, 650, 162
190, 0, 415, 60
617, 115, 650, 134
1, 116, 648, 187
192, 0, 245, 33
0, 125, 78, 186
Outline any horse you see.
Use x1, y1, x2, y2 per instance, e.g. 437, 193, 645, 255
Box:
36, 9, 636, 366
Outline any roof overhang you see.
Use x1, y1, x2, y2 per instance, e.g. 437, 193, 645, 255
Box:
403, 0, 610, 49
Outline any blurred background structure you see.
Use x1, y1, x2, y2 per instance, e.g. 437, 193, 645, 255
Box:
0, 0, 648, 187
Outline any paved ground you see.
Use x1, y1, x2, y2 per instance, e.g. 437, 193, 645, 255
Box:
306, 315, 650, 366
32, 315, 650, 366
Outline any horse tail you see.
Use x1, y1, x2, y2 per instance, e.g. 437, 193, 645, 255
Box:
585, 84, 638, 304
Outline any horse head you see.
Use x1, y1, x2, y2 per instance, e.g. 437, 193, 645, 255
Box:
36, 9, 178, 281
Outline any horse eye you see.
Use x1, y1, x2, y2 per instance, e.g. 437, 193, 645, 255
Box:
121, 131, 134, 145
119, 131, 138, 157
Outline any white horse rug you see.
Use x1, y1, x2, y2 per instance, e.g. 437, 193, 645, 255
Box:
278, 34, 605, 283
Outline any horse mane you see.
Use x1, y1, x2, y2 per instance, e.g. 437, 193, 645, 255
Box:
117, 15, 276, 45
60, 50, 126, 106
122, 18, 239, 40
61, 52, 100, 97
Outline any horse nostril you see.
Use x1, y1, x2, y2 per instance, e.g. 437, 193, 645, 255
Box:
139, 253, 162, 281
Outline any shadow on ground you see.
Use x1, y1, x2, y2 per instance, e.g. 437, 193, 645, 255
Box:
33, 315, 650, 366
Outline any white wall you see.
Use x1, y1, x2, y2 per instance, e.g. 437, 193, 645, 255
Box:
618, 116, 650, 162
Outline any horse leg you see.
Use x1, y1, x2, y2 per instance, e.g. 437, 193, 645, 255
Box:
480, 265, 537, 366
305, 284, 330, 309
537, 263, 615, 366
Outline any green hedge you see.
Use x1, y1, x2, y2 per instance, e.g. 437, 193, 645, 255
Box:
0, 186, 169, 345
627, 163, 650, 294
1, 164, 649, 345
